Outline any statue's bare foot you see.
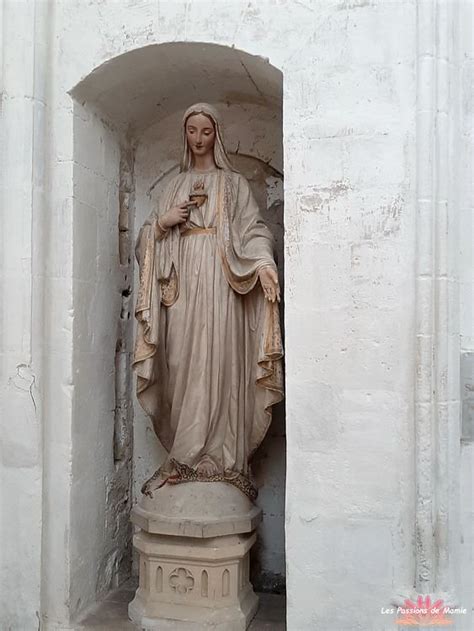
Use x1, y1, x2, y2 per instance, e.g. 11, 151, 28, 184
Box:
195, 455, 220, 477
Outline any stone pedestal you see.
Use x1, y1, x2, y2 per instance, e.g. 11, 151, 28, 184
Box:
129, 482, 262, 630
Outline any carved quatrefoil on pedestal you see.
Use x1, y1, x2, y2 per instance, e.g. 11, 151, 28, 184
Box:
169, 567, 195, 594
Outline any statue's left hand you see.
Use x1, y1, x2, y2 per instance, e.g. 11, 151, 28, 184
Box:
259, 266, 280, 303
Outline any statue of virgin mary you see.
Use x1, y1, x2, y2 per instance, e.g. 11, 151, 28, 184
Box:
133, 103, 284, 501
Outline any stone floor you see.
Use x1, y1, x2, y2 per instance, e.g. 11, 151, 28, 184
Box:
78, 579, 286, 630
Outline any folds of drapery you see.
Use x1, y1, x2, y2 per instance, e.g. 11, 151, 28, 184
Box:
132, 169, 284, 458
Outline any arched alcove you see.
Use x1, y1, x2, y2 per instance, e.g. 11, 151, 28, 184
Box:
69, 41, 284, 618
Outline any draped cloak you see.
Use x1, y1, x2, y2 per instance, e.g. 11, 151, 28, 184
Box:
132, 167, 284, 500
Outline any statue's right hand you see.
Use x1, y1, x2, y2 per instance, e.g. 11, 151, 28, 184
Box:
159, 202, 194, 229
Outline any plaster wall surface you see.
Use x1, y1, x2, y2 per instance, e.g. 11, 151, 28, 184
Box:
459, 0, 474, 445
0, 4, 44, 627
458, 1, 474, 619
70, 102, 134, 616
460, 0, 473, 355
0, 1, 470, 630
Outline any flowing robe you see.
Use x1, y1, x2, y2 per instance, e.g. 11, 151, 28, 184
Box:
133, 167, 283, 499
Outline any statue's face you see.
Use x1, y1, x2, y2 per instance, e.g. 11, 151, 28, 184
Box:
185, 113, 216, 159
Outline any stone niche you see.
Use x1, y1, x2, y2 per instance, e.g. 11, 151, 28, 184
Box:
69, 41, 285, 621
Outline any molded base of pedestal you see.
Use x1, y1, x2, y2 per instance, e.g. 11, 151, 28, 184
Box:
129, 586, 258, 630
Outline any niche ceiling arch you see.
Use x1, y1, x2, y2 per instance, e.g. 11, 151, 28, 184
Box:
70, 42, 282, 136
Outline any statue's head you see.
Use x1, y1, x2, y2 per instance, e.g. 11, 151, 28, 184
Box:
180, 103, 234, 172
185, 112, 216, 162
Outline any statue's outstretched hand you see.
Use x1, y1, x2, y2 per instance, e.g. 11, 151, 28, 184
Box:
259, 266, 280, 303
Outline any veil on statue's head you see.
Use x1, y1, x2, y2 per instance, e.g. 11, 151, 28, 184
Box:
180, 102, 237, 172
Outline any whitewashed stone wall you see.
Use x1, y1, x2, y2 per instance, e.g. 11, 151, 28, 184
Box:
70, 102, 134, 615
459, 0, 474, 620
0, 1, 471, 630
0, 4, 45, 628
